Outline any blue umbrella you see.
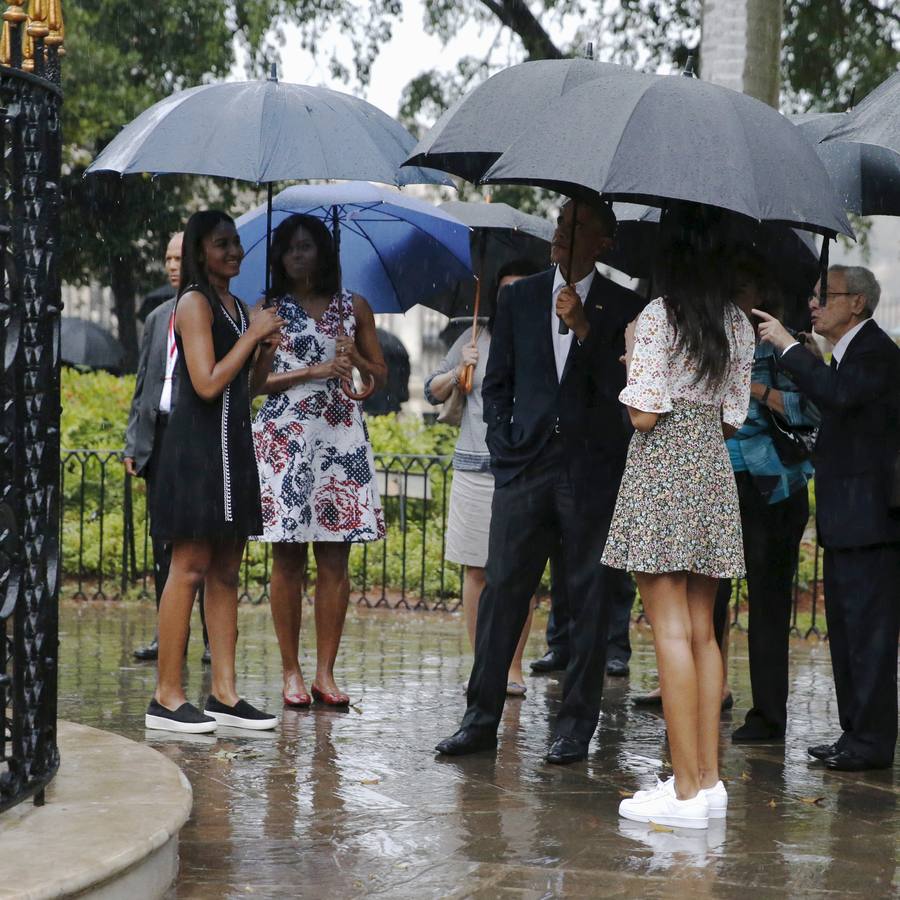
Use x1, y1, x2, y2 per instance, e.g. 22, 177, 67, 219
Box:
231, 182, 473, 314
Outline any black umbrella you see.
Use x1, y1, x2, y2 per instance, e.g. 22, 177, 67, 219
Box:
405, 57, 636, 183
821, 72, 900, 164
137, 284, 175, 322
432, 200, 552, 320
794, 112, 900, 216
61, 318, 125, 373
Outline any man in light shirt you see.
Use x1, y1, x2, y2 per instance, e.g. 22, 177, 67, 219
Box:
125, 232, 209, 662
755, 265, 900, 771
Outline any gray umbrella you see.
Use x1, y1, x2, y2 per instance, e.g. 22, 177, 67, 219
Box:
60, 318, 125, 373
87, 76, 449, 187
438, 200, 554, 241
821, 72, 900, 162
481, 70, 853, 238
793, 111, 900, 216
404, 58, 636, 182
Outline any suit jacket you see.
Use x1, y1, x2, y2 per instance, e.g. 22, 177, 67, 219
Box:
483, 267, 645, 490
778, 318, 900, 549
124, 298, 179, 475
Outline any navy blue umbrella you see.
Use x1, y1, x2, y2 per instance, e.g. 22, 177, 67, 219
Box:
231, 183, 473, 314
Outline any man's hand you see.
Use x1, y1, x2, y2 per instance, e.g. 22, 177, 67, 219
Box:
556, 286, 590, 341
752, 309, 794, 352
123, 456, 138, 477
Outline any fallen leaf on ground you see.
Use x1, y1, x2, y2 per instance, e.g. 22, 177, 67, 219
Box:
649, 822, 674, 833
767, 798, 777, 808
740, 772, 751, 781
798, 796, 826, 806
618, 790, 635, 798
360, 777, 381, 785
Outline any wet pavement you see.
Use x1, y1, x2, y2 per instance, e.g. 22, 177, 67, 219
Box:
58, 600, 898, 899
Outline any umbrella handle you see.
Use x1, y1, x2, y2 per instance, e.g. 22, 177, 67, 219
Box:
342, 373, 376, 401
460, 363, 475, 395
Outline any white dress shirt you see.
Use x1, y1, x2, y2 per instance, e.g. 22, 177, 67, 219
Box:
551, 265, 595, 382
158, 310, 178, 414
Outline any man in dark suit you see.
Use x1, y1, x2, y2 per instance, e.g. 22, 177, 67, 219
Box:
755, 264, 900, 771
435, 198, 644, 764
125, 232, 209, 662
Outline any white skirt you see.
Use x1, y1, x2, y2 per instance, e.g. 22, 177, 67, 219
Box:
445, 469, 494, 568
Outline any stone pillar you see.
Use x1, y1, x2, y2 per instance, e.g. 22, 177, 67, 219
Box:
700, 0, 782, 107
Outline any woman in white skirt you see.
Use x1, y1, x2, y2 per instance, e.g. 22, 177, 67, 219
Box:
604, 234, 754, 830
426, 261, 540, 696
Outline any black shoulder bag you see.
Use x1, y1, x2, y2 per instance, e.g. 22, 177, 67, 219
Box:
761, 357, 817, 466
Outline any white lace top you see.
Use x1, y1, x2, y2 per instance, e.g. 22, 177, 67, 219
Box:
620, 297, 755, 430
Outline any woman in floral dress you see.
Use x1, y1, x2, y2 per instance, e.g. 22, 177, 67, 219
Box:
604, 226, 754, 830
253, 214, 386, 708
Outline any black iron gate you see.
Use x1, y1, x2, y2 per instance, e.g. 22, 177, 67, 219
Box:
0, 7, 63, 813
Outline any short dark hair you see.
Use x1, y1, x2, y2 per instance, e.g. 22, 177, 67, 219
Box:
565, 192, 617, 238
487, 258, 544, 334
179, 210, 235, 298
268, 214, 340, 299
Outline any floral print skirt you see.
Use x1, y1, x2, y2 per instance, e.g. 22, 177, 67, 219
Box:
602, 399, 745, 578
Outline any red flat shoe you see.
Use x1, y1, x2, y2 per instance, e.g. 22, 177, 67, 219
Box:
283, 690, 312, 708
311, 683, 350, 707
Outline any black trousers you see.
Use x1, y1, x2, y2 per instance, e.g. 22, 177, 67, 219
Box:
461, 441, 617, 745
145, 417, 208, 646
735, 471, 809, 733
824, 542, 900, 764
546, 555, 635, 664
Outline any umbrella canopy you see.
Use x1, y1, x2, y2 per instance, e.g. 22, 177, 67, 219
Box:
427, 199, 553, 319
60, 318, 125, 372
610, 202, 819, 292
821, 71, 900, 162
86, 78, 450, 187
230, 182, 473, 313
480, 71, 853, 238
793, 112, 900, 216
405, 58, 636, 182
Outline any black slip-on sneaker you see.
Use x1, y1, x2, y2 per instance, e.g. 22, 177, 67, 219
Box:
204, 695, 279, 730
145, 699, 217, 733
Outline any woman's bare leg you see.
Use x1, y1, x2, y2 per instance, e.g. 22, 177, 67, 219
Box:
155, 540, 212, 709
636, 572, 701, 800
203, 539, 246, 707
312, 542, 352, 696
508, 599, 536, 684
270, 542, 309, 696
687, 573, 723, 789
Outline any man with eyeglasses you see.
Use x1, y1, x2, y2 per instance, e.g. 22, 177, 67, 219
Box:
754, 265, 900, 772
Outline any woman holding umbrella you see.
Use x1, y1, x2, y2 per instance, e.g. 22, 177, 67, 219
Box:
146, 210, 285, 734
252, 214, 386, 708
605, 215, 755, 829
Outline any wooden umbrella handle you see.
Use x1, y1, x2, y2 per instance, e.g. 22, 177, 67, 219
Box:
342, 373, 376, 401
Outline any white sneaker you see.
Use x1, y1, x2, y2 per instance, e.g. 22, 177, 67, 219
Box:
632, 776, 728, 818
619, 786, 709, 829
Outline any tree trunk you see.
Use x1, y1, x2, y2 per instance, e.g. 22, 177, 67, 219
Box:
701, 0, 782, 108
109, 253, 139, 373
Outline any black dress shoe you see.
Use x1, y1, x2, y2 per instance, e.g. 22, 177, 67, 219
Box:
606, 658, 630, 677
823, 750, 890, 772
133, 638, 159, 661
545, 735, 588, 765
435, 727, 497, 756
530, 650, 569, 674
808, 742, 840, 761
732, 720, 785, 743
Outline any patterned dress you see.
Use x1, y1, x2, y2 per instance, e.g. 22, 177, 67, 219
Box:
602, 297, 755, 578
252, 291, 384, 544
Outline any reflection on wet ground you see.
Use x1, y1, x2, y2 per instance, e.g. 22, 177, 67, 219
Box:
58, 600, 898, 899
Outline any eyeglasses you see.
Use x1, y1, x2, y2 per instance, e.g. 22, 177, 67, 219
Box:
809, 291, 859, 306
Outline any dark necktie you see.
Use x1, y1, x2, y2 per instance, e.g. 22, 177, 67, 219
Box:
830, 355, 838, 372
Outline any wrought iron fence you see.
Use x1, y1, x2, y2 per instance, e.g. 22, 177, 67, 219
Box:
59, 447, 829, 636
0, 14, 64, 814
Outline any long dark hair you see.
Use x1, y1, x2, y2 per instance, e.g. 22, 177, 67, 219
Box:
268, 214, 340, 300
179, 210, 236, 299
654, 234, 735, 391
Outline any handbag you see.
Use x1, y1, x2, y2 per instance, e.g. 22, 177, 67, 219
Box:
762, 357, 817, 466
437, 383, 465, 426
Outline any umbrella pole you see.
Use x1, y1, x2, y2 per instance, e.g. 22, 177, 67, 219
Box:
819, 234, 830, 306
332, 204, 375, 401
264, 182, 273, 305
558, 199, 578, 335
462, 229, 487, 395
